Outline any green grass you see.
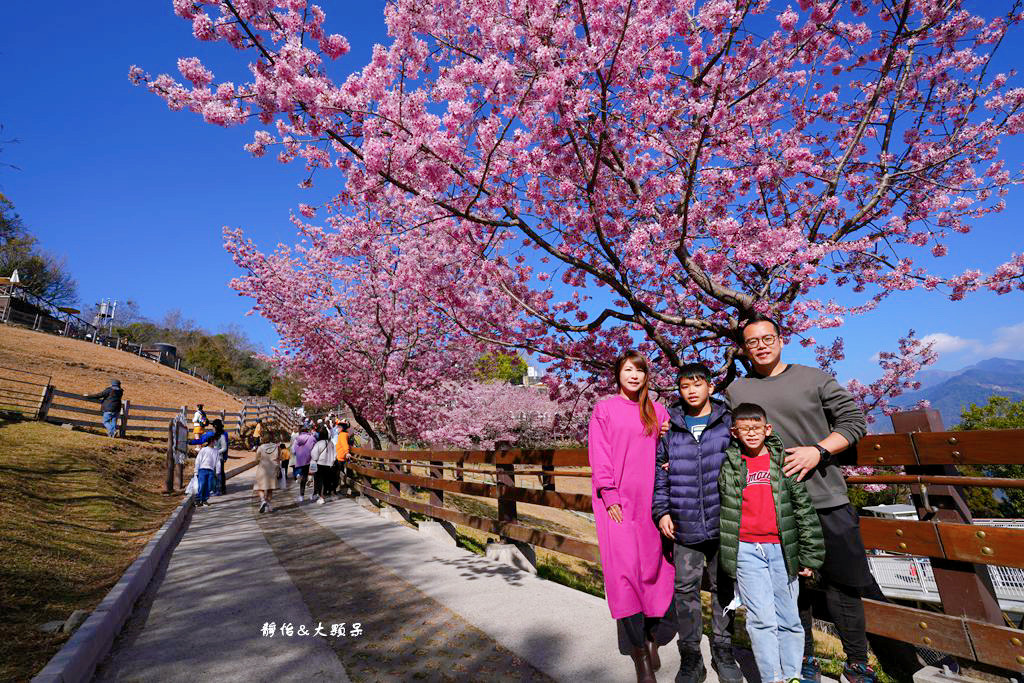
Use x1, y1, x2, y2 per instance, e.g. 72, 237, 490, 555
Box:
0, 419, 181, 682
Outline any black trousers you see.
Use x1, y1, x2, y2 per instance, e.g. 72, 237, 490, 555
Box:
313, 466, 331, 497
800, 504, 920, 674
218, 455, 227, 494
617, 600, 677, 655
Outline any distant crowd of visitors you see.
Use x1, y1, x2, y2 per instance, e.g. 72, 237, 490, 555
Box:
186, 411, 354, 514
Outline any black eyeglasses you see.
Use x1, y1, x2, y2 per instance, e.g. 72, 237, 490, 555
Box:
743, 334, 778, 349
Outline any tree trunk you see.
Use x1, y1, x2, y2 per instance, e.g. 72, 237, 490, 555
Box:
346, 401, 382, 450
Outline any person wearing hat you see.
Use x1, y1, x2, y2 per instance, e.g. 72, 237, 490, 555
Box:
86, 379, 124, 438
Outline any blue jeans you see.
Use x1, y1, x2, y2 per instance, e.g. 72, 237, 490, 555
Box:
102, 411, 118, 437
736, 541, 804, 681
197, 468, 216, 504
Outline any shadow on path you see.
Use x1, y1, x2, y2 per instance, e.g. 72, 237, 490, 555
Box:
257, 506, 554, 682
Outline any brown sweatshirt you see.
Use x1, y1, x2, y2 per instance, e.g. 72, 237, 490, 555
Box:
725, 363, 867, 510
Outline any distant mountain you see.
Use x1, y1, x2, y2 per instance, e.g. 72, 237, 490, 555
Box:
890, 358, 1024, 428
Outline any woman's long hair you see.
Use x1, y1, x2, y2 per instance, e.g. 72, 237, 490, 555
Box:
614, 351, 658, 436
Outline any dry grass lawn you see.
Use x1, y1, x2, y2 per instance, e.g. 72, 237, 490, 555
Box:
0, 419, 184, 682
0, 325, 243, 415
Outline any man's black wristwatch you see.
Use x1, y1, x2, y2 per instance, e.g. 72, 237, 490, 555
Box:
813, 444, 832, 466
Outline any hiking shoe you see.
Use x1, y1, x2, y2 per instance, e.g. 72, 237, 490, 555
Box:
800, 656, 821, 683
710, 644, 743, 683
674, 649, 707, 683
841, 662, 876, 683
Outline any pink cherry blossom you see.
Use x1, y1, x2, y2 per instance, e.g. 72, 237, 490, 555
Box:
136, 0, 1023, 446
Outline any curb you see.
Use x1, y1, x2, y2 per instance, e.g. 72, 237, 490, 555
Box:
31, 462, 254, 683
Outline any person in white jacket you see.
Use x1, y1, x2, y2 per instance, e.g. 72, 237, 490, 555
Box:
309, 427, 334, 505
194, 443, 221, 507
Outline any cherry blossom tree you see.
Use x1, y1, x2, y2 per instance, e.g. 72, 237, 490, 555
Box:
421, 380, 588, 449
224, 217, 485, 448
136, 0, 1024, 410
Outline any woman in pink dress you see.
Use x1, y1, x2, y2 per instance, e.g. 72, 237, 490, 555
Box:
589, 351, 676, 682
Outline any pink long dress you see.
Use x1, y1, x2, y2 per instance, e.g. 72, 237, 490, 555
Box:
589, 395, 674, 619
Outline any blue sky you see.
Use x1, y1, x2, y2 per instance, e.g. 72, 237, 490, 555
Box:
1, 1, 1022, 386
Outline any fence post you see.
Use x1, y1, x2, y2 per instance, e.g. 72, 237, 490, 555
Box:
428, 460, 444, 508
495, 447, 517, 527
540, 464, 556, 492
166, 420, 176, 493
119, 400, 130, 438
36, 384, 54, 421
492, 443, 537, 571
891, 409, 1003, 625
33, 314, 40, 330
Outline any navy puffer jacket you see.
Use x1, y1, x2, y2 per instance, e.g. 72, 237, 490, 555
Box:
652, 400, 732, 545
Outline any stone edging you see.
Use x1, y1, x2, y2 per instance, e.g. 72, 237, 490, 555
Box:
31, 460, 256, 683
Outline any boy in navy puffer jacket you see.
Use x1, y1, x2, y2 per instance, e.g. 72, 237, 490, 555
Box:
653, 363, 741, 683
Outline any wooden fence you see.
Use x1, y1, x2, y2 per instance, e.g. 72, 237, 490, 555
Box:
0, 367, 299, 436
0, 365, 51, 418
345, 409, 1024, 674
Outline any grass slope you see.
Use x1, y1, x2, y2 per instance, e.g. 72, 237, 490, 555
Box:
0, 420, 182, 682
0, 325, 242, 414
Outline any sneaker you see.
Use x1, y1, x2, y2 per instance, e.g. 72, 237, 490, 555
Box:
710, 644, 743, 683
258, 501, 268, 513
674, 649, 707, 683
266, 503, 273, 513
317, 496, 326, 505
296, 494, 305, 503
841, 662, 876, 683
800, 656, 822, 683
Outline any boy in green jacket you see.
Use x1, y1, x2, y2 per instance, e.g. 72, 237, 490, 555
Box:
718, 403, 825, 683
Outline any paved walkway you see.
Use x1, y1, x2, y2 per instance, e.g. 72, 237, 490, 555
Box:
94, 469, 805, 682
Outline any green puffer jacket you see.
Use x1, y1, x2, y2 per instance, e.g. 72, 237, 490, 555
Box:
718, 433, 825, 579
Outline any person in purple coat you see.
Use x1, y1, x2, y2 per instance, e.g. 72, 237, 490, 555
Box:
290, 425, 317, 503
588, 350, 675, 683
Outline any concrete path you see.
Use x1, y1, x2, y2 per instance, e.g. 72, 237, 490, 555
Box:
95, 469, 838, 682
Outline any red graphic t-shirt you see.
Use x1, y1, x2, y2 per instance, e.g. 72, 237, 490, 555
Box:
739, 451, 780, 543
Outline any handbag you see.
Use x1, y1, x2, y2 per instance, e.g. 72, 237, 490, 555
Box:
309, 461, 318, 473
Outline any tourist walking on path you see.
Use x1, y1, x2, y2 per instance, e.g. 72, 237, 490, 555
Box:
310, 426, 334, 504
250, 418, 263, 450
86, 379, 123, 438
278, 440, 291, 488
588, 350, 675, 683
291, 425, 316, 503
717, 402, 825, 683
331, 419, 350, 496
725, 316, 918, 682
252, 435, 281, 513
193, 440, 221, 507
652, 362, 741, 683
210, 419, 229, 496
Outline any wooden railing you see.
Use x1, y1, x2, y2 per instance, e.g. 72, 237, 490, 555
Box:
345, 410, 1024, 674
0, 372, 300, 438
0, 365, 50, 418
